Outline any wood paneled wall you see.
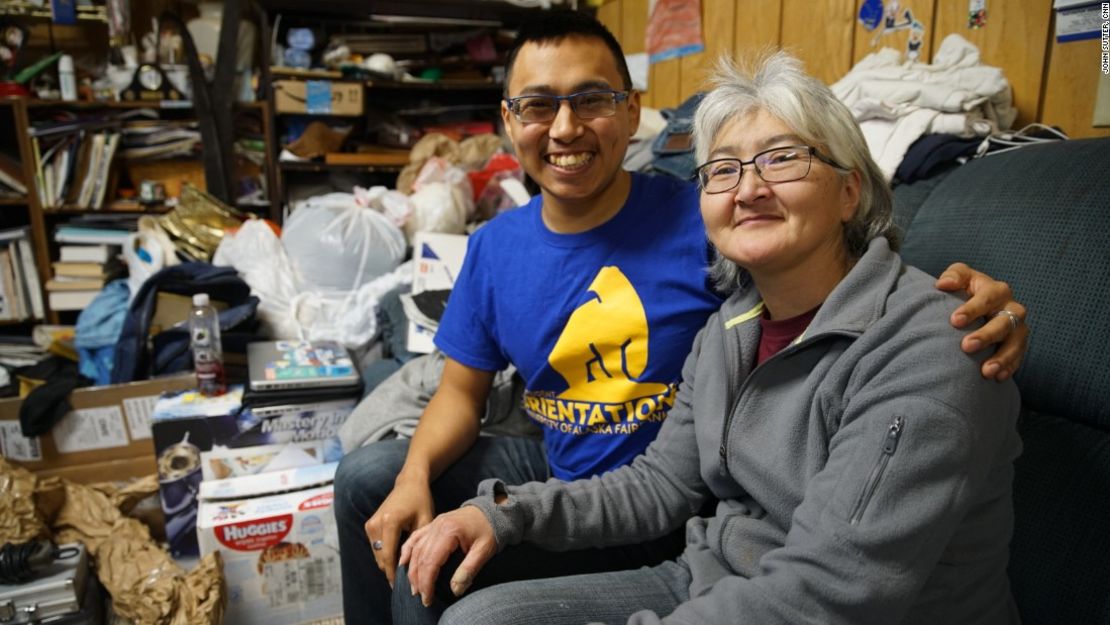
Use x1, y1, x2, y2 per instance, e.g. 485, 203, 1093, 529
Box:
598, 0, 1110, 139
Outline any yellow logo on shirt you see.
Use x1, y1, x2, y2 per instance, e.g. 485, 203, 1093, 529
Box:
523, 267, 677, 435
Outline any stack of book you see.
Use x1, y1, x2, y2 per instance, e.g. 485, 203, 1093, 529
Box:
0, 228, 45, 321
46, 217, 134, 311
46, 248, 125, 311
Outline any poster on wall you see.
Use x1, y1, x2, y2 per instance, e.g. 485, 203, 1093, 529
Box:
857, 0, 927, 61
968, 0, 988, 28
646, 0, 705, 63
1052, 0, 1103, 43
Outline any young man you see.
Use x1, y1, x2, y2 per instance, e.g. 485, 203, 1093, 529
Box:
334, 11, 1028, 625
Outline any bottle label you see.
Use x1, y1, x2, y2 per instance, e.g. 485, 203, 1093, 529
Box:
194, 348, 227, 396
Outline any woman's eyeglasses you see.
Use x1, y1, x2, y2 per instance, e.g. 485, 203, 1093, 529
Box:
695, 146, 847, 194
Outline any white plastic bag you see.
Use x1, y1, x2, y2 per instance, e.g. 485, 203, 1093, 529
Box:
354, 185, 413, 229
212, 219, 300, 339
289, 261, 412, 350
283, 193, 407, 294
401, 160, 474, 241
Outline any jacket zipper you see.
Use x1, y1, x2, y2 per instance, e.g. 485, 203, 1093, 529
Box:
849, 415, 904, 525
718, 324, 740, 474
718, 329, 854, 476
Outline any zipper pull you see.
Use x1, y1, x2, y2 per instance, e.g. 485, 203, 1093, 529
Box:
719, 443, 728, 474
883, 416, 904, 454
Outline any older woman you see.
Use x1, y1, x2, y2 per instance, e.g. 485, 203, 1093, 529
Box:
400, 52, 1022, 625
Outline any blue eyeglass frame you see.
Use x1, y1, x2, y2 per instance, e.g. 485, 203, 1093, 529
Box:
503, 90, 630, 122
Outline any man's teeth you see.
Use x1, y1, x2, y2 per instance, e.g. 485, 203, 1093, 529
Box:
547, 153, 592, 168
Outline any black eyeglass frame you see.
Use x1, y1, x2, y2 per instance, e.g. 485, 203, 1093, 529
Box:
694, 145, 849, 194
503, 90, 631, 123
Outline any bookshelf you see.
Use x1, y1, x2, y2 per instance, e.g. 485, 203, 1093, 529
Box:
1, 96, 279, 323
3, 97, 51, 324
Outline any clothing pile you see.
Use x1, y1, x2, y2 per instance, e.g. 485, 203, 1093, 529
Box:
832, 34, 1017, 180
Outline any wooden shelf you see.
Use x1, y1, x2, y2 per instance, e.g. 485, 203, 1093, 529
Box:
280, 161, 404, 173
365, 78, 502, 91
257, 0, 538, 24
43, 206, 173, 216
25, 99, 268, 111
270, 67, 501, 91
0, 2, 106, 22
0, 318, 40, 326
0, 197, 28, 206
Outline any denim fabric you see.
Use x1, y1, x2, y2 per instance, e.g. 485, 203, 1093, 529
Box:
75, 279, 130, 349
359, 285, 420, 398
439, 560, 692, 625
392, 533, 687, 625
334, 436, 688, 625
647, 92, 705, 181
75, 279, 130, 385
334, 437, 551, 625
77, 346, 116, 387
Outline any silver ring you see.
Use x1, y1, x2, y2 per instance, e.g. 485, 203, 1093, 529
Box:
993, 309, 1020, 332
372, 539, 383, 551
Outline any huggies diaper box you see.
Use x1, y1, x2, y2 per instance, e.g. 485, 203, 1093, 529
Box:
150, 386, 354, 558
197, 462, 342, 625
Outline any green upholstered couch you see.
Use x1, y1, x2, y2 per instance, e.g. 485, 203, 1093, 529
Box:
893, 137, 1110, 625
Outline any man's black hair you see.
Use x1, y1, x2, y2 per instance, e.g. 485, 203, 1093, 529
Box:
503, 10, 632, 95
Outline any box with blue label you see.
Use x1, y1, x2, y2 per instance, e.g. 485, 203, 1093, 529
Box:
273, 80, 363, 116
149, 386, 354, 558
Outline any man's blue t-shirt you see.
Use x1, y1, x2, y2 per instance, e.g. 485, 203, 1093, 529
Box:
434, 173, 722, 480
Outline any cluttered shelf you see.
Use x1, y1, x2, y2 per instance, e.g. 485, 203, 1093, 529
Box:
279, 161, 404, 173
258, 0, 537, 23
40, 201, 270, 215
0, 1, 106, 22
365, 78, 502, 92
0, 317, 37, 325
23, 99, 269, 111
42, 205, 175, 216
269, 67, 502, 92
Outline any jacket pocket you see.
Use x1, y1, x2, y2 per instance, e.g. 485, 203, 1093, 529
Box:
849, 415, 904, 525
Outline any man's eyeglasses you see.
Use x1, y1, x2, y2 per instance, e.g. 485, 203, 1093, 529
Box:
695, 145, 847, 194
504, 90, 630, 124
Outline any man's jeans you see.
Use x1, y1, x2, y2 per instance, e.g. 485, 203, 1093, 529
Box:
334, 437, 686, 625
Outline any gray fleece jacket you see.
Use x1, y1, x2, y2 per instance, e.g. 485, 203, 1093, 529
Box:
468, 238, 1022, 625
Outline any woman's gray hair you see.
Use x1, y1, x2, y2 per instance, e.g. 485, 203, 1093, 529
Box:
693, 50, 898, 293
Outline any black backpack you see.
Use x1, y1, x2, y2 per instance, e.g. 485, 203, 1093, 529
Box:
110, 262, 259, 384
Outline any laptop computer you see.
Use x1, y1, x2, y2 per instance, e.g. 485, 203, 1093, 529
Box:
246, 340, 361, 392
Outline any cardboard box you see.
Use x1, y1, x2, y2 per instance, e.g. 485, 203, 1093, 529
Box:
0, 374, 196, 482
407, 232, 468, 353
197, 463, 341, 625
273, 80, 363, 116
150, 386, 353, 558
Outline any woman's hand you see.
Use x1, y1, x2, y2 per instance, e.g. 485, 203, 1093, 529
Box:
400, 506, 498, 607
936, 262, 1029, 381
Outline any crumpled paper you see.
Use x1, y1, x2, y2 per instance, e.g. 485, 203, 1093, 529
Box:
149, 184, 245, 261
0, 465, 52, 542
0, 459, 225, 625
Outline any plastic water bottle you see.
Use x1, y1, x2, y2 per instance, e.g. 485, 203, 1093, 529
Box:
189, 293, 226, 396
58, 55, 77, 102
